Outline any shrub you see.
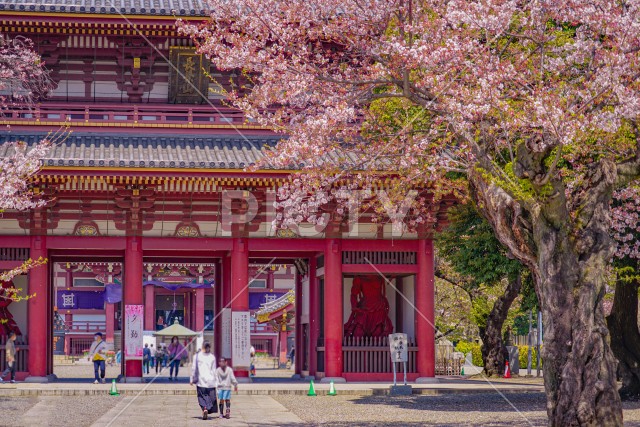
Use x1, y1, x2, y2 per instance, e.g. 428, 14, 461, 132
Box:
517, 345, 542, 369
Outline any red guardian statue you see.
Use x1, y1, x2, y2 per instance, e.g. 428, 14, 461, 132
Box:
343, 275, 393, 338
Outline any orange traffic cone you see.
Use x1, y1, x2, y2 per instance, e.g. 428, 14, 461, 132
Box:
504, 361, 511, 379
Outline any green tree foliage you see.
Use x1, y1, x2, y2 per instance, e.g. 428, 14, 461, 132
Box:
437, 204, 522, 288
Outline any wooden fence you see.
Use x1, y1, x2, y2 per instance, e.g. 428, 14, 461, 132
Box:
0, 335, 28, 372
342, 336, 418, 373
435, 344, 464, 375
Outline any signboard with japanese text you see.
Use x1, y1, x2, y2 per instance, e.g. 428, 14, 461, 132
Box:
231, 311, 251, 367
220, 308, 232, 358
389, 333, 408, 363
124, 305, 144, 360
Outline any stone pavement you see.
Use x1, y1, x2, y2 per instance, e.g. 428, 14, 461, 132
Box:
92, 395, 302, 427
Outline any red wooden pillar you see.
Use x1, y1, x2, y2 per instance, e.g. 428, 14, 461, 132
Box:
214, 260, 223, 359
416, 238, 436, 380
308, 257, 318, 377
294, 269, 303, 375
266, 270, 274, 290
231, 238, 249, 377
323, 239, 344, 382
144, 285, 154, 330
222, 254, 232, 307
124, 236, 143, 380
195, 288, 205, 331
27, 235, 49, 381
105, 303, 115, 345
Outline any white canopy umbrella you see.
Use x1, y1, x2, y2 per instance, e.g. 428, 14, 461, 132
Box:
152, 318, 199, 337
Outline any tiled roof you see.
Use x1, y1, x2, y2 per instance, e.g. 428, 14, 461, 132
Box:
0, 0, 209, 16
0, 132, 283, 169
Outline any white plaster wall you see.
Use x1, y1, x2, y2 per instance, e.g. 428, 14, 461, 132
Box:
92, 81, 119, 99
73, 314, 106, 322
0, 219, 23, 235
52, 80, 86, 98
401, 275, 415, 339
55, 220, 77, 235
198, 221, 220, 237
345, 223, 378, 239
148, 81, 169, 101
273, 278, 294, 289
301, 275, 310, 318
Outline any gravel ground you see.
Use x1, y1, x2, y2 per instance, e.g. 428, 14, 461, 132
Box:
274, 393, 640, 426
1, 396, 123, 427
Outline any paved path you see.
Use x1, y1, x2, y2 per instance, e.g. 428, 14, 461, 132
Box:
92, 395, 302, 426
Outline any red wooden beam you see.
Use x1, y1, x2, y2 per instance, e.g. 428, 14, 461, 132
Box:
0, 260, 25, 270
247, 239, 325, 252
46, 236, 126, 250
0, 236, 30, 248
341, 239, 419, 252
141, 237, 233, 251
341, 264, 418, 274
142, 251, 227, 260
49, 253, 124, 261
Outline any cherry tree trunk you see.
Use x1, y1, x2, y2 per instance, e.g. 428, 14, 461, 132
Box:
537, 249, 621, 426
480, 276, 522, 377
470, 160, 623, 426
607, 277, 640, 400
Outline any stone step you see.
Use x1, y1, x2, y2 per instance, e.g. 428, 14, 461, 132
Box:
0, 386, 543, 397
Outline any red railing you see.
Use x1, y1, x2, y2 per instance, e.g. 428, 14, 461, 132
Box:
1, 102, 253, 128
251, 322, 275, 334
340, 336, 418, 374
0, 336, 28, 372
62, 320, 107, 334
69, 337, 95, 356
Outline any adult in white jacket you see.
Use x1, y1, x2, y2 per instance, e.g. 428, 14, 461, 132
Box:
190, 342, 217, 420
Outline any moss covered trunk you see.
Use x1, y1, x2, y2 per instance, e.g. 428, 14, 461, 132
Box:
470, 157, 623, 426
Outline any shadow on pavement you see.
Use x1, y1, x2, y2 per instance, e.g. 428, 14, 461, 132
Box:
349, 392, 547, 413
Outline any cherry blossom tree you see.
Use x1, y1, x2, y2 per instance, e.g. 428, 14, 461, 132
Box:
182, 1, 640, 424
0, 34, 53, 330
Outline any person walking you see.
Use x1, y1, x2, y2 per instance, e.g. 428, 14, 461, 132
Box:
249, 345, 256, 377
288, 346, 295, 368
155, 344, 165, 374
167, 336, 185, 381
149, 344, 156, 369
0, 331, 18, 383
190, 341, 217, 420
87, 332, 108, 384
142, 343, 151, 374
215, 357, 238, 419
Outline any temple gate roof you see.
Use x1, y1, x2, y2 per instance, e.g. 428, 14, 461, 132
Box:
0, 0, 208, 16
0, 132, 281, 170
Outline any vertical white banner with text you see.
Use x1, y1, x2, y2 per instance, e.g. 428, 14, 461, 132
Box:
232, 311, 251, 368
220, 308, 232, 359
125, 304, 144, 360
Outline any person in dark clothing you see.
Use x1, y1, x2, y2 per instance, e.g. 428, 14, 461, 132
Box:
288, 346, 295, 367
143, 343, 151, 374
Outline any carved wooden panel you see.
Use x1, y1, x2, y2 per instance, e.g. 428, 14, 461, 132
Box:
168, 47, 210, 104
